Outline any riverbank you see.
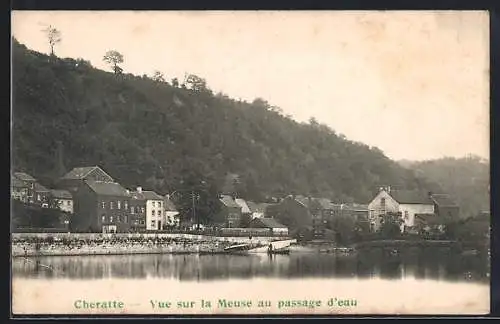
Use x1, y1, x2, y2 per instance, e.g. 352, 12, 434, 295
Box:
11, 233, 285, 257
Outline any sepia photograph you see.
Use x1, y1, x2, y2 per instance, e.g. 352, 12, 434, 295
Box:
10, 10, 490, 315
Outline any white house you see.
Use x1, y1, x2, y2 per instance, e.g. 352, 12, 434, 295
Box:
163, 194, 180, 228
50, 189, 74, 214
368, 187, 435, 232
130, 187, 164, 231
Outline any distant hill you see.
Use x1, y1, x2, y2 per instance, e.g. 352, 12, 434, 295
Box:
12, 38, 435, 222
399, 156, 490, 218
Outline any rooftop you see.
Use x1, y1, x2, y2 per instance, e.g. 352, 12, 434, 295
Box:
430, 194, 458, 207
130, 190, 164, 201
163, 197, 178, 211
234, 198, 251, 213
34, 182, 50, 192
219, 195, 241, 208
85, 180, 130, 197
389, 190, 434, 205
252, 217, 288, 229
246, 201, 269, 213
14, 172, 36, 182
50, 189, 73, 199
11, 175, 27, 188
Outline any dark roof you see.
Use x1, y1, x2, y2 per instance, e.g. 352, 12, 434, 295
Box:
314, 198, 334, 210
140, 190, 164, 201
343, 203, 369, 212
34, 182, 50, 192
430, 194, 458, 207
14, 172, 36, 181
389, 190, 433, 205
11, 175, 27, 188
50, 189, 72, 199
163, 197, 178, 211
219, 195, 241, 208
85, 180, 130, 197
252, 218, 288, 229
61, 166, 112, 180
246, 201, 269, 213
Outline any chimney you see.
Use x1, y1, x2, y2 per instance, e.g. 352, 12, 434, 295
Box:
137, 186, 142, 193
387, 186, 391, 193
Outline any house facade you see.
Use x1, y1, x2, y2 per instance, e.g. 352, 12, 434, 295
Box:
72, 180, 132, 233
246, 201, 269, 219
13, 172, 37, 203
249, 217, 289, 236
130, 187, 164, 231
164, 195, 180, 228
11, 175, 29, 203
430, 193, 460, 221
267, 195, 313, 233
50, 189, 74, 214
217, 195, 243, 228
129, 192, 146, 231
368, 188, 435, 232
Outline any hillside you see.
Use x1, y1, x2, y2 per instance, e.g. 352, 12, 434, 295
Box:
12, 39, 431, 222
400, 156, 490, 219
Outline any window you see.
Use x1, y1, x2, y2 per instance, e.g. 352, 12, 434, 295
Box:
152, 210, 155, 216
158, 201, 162, 208
131, 206, 135, 214
117, 201, 121, 209
141, 207, 145, 213
124, 201, 128, 210
157, 210, 161, 216
140, 220, 145, 225
404, 211, 409, 220
151, 220, 156, 228
37, 194, 41, 201
124, 215, 128, 223
110, 215, 114, 222
101, 201, 106, 209
101, 214, 106, 222
110, 202, 114, 209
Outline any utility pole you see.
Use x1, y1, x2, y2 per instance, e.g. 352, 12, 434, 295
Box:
192, 190, 197, 230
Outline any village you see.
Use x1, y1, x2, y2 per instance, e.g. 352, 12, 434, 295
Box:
11, 164, 478, 246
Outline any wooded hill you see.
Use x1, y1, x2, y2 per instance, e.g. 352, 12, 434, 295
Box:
400, 156, 490, 219
12, 38, 450, 222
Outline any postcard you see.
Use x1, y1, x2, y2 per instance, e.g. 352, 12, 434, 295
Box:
10, 10, 490, 316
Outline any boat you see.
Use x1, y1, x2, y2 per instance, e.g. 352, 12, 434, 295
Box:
223, 243, 252, 255
268, 248, 290, 255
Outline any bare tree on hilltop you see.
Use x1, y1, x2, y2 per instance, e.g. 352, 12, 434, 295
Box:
42, 25, 62, 56
103, 50, 124, 75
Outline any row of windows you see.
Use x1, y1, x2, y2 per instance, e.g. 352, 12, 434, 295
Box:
101, 214, 129, 223
101, 201, 129, 210
131, 206, 146, 214
101, 201, 164, 211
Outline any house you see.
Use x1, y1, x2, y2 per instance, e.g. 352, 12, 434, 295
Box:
368, 187, 435, 232
249, 218, 289, 236
58, 166, 115, 193
12, 172, 40, 203
71, 180, 132, 233
308, 197, 335, 239
129, 190, 146, 232
11, 174, 29, 203
34, 183, 51, 207
129, 187, 164, 231
50, 189, 74, 214
246, 201, 270, 219
266, 195, 313, 234
430, 193, 460, 221
163, 194, 180, 228
217, 194, 243, 228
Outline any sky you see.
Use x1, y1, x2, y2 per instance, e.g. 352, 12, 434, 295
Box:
11, 11, 490, 161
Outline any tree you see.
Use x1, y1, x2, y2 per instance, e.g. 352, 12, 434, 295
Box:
171, 78, 179, 87
185, 74, 209, 93
103, 50, 124, 74
378, 212, 404, 239
42, 25, 62, 56
152, 70, 165, 82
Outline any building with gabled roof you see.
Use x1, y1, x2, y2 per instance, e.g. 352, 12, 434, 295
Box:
129, 187, 164, 231
59, 165, 115, 193
164, 194, 180, 228
430, 193, 461, 221
71, 180, 132, 233
217, 194, 243, 228
249, 217, 289, 235
368, 187, 435, 232
50, 189, 74, 214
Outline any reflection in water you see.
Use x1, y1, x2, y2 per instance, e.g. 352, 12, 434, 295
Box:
11, 249, 489, 284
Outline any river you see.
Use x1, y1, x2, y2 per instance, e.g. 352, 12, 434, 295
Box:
11, 249, 490, 315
